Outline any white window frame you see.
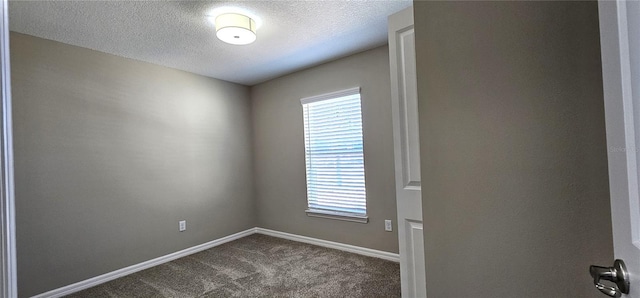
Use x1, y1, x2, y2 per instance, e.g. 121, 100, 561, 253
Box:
300, 87, 368, 223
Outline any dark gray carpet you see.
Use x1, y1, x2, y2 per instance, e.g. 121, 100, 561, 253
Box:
66, 234, 401, 297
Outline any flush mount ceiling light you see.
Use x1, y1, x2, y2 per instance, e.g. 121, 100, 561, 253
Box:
215, 13, 256, 45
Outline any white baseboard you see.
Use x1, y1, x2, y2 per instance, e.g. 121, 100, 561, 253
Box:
32, 227, 399, 297
31, 228, 257, 298
255, 228, 400, 262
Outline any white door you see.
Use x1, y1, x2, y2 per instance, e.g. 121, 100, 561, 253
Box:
388, 6, 427, 298
598, 1, 640, 297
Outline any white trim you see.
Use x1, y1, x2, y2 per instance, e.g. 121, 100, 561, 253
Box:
305, 209, 369, 223
31, 228, 257, 298
0, 0, 17, 296
255, 228, 399, 262
31, 227, 399, 297
299, 87, 360, 105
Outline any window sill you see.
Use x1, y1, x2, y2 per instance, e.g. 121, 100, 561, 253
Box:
305, 209, 369, 224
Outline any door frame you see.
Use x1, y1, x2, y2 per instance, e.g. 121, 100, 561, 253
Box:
0, 0, 17, 295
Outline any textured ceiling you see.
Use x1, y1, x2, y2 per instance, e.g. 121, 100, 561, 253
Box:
9, 0, 412, 86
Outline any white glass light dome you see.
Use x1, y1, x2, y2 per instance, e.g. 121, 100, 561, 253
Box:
215, 13, 256, 45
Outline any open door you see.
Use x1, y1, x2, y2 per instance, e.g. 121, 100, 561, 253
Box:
597, 1, 640, 297
388, 6, 427, 298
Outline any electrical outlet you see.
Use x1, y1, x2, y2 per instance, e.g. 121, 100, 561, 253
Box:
385, 220, 392, 231
179, 220, 186, 232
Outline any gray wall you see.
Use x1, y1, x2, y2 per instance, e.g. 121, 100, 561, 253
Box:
414, 1, 613, 297
252, 46, 398, 253
11, 33, 255, 297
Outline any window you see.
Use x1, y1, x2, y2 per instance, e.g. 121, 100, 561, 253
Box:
301, 87, 367, 223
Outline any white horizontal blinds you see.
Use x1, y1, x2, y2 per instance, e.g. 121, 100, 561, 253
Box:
302, 88, 366, 215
